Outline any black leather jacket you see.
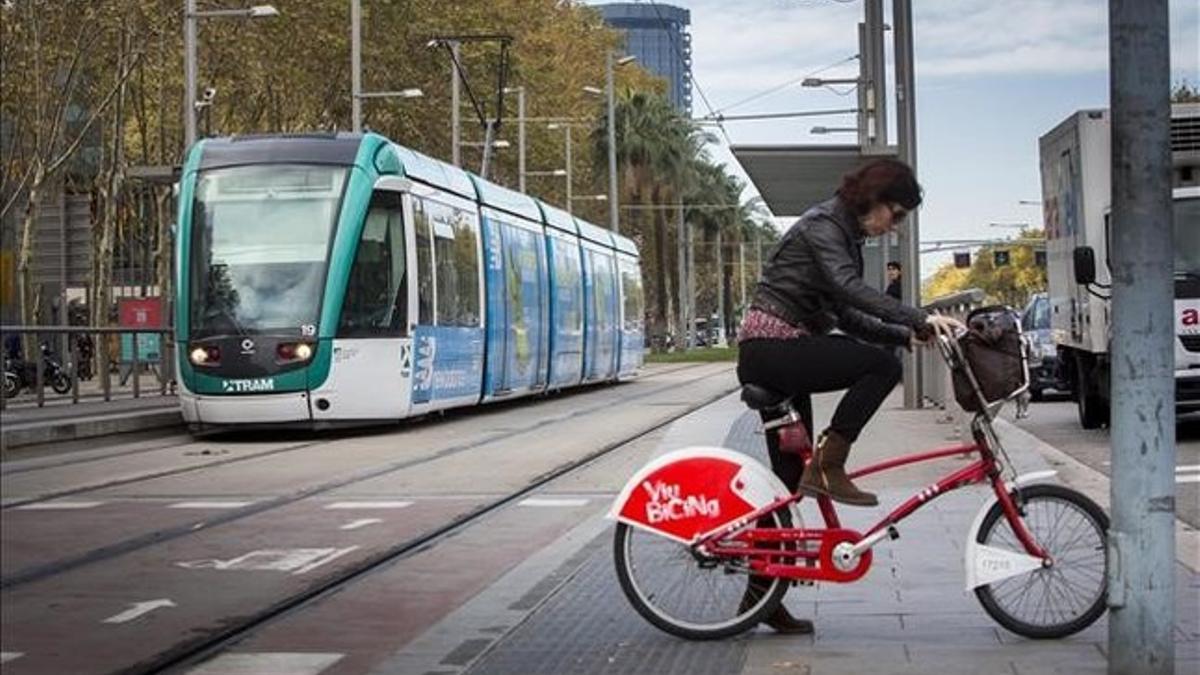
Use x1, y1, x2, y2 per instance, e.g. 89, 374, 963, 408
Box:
751, 197, 927, 346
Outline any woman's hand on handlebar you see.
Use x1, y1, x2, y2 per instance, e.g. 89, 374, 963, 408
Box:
924, 312, 966, 340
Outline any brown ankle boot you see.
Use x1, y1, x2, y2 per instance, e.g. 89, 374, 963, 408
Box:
738, 581, 814, 634
798, 430, 878, 507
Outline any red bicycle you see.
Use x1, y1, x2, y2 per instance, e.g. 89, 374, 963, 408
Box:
609, 324, 1109, 641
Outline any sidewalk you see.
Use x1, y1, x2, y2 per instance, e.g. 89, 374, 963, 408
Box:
406, 388, 1200, 675
0, 391, 181, 451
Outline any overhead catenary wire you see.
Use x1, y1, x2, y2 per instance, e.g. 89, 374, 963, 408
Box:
708, 53, 859, 117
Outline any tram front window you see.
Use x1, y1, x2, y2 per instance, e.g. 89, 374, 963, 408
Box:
189, 164, 347, 337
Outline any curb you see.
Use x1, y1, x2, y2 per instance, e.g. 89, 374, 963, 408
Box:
1, 407, 184, 451
994, 416, 1200, 573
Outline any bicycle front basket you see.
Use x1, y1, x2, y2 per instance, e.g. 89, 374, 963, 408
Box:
952, 306, 1028, 412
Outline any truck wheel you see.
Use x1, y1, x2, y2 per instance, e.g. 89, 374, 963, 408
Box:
1074, 354, 1108, 429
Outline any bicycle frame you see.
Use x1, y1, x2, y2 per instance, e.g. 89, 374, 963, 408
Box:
694, 331, 1048, 583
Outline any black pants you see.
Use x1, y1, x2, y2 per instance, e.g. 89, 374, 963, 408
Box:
737, 335, 902, 491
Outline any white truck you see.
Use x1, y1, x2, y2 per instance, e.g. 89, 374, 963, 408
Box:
1039, 104, 1200, 429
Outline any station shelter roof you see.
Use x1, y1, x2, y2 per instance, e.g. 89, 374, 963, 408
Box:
730, 144, 897, 217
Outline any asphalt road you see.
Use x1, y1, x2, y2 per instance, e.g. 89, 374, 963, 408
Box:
1008, 394, 1200, 529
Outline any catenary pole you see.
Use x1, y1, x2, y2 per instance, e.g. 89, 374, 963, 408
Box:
894, 0, 921, 408
606, 51, 620, 232
351, 0, 362, 132
451, 41, 461, 167
1107, 0, 1175, 672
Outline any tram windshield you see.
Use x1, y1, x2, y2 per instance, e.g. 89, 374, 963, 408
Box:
188, 164, 347, 337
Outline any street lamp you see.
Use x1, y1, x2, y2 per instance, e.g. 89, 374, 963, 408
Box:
801, 76, 860, 87
351, 0, 423, 132
184, 1, 279, 149
585, 53, 636, 231
503, 86, 526, 191
811, 126, 858, 134
461, 139, 510, 149
547, 123, 573, 213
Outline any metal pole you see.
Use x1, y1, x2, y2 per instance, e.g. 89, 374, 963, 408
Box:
857, 23, 869, 149
687, 221, 696, 347
676, 202, 686, 350
480, 119, 496, 179
517, 88, 526, 192
1108, 1, 1175, 672
865, 0, 887, 147
606, 50, 620, 233
351, 0, 362, 132
183, 0, 197, 149
894, 0, 921, 408
564, 125, 572, 214
738, 240, 746, 314
451, 41, 461, 167
715, 229, 725, 346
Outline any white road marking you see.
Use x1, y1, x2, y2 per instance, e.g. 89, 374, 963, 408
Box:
102, 599, 176, 624
16, 501, 104, 510
324, 501, 412, 510
339, 518, 383, 530
1177, 464, 1200, 473
1179, 475, 1200, 484
518, 497, 590, 507
168, 501, 253, 509
185, 652, 343, 675
0, 652, 24, 664
290, 547, 360, 575
176, 547, 360, 574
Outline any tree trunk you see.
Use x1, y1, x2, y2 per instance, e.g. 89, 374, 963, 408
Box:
675, 200, 687, 351
17, 162, 46, 355
651, 193, 669, 345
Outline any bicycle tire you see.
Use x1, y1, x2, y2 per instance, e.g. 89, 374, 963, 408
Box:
613, 506, 793, 640
974, 484, 1108, 639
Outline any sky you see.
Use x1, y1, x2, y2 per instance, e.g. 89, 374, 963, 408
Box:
594, 0, 1200, 279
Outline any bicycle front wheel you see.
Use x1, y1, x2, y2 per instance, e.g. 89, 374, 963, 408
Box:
613, 507, 792, 640
975, 484, 1108, 639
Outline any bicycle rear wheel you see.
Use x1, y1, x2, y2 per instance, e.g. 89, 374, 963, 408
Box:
613, 507, 793, 640
975, 484, 1108, 639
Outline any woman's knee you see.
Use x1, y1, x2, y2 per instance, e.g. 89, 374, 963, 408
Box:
875, 347, 903, 384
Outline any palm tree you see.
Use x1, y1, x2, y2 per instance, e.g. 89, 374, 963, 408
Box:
590, 90, 704, 345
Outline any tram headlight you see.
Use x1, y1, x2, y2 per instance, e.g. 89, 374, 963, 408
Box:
276, 341, 314, 364
189, 345, 220, 366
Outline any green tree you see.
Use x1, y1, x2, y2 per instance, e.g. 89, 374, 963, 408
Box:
923, 229, 1047, 306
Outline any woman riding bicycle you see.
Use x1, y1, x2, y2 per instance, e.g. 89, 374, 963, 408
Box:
734, 159, 962, 633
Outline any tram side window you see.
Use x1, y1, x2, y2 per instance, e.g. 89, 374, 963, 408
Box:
413, 198, 434, 324
338, 190, 407, 337
424, 198, 480, 327
621, 263, 644, 332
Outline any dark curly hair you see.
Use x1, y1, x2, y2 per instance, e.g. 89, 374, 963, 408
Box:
836, 158, 922, 216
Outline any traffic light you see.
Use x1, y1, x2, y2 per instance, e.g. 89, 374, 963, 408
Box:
954, 252, 971, 268
993, 249, 1011, 267
1035, 250, 1047, 267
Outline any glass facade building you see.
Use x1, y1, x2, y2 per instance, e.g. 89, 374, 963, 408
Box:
596, 3, 692, 115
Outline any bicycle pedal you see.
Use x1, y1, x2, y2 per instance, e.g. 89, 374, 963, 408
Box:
794, 579, 815, 587
887, 525, 900, 541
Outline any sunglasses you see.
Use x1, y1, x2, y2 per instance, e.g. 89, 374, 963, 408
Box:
890, 205, 909, 224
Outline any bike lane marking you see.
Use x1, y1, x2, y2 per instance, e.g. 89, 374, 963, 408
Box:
102, 599, 177, 624
0, 652, 24, 664
340, 518, 383, 530
324, 501, 412, 509
169, 501, 255, 509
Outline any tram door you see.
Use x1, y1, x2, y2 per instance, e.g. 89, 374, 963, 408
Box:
318, 187, 412, 420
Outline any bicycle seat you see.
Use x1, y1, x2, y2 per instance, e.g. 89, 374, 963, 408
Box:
740, 384, 790, 412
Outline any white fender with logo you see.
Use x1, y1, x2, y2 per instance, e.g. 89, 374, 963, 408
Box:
608, 446, 794, 545
964, 470, 1058, 590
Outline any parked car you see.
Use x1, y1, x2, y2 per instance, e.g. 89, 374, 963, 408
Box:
1021, 293, 1067, 400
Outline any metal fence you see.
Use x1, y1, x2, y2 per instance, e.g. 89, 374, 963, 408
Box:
1, 325, 174, 411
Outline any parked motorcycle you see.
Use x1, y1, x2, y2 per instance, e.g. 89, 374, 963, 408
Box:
3, 343, 73, 398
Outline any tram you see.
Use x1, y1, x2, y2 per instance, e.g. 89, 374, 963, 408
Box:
175, 133, 644, 428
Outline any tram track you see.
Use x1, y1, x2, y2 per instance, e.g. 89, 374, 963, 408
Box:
0, 363, 706, 510
125, 367, 737, 675
1, 363, 724, 590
